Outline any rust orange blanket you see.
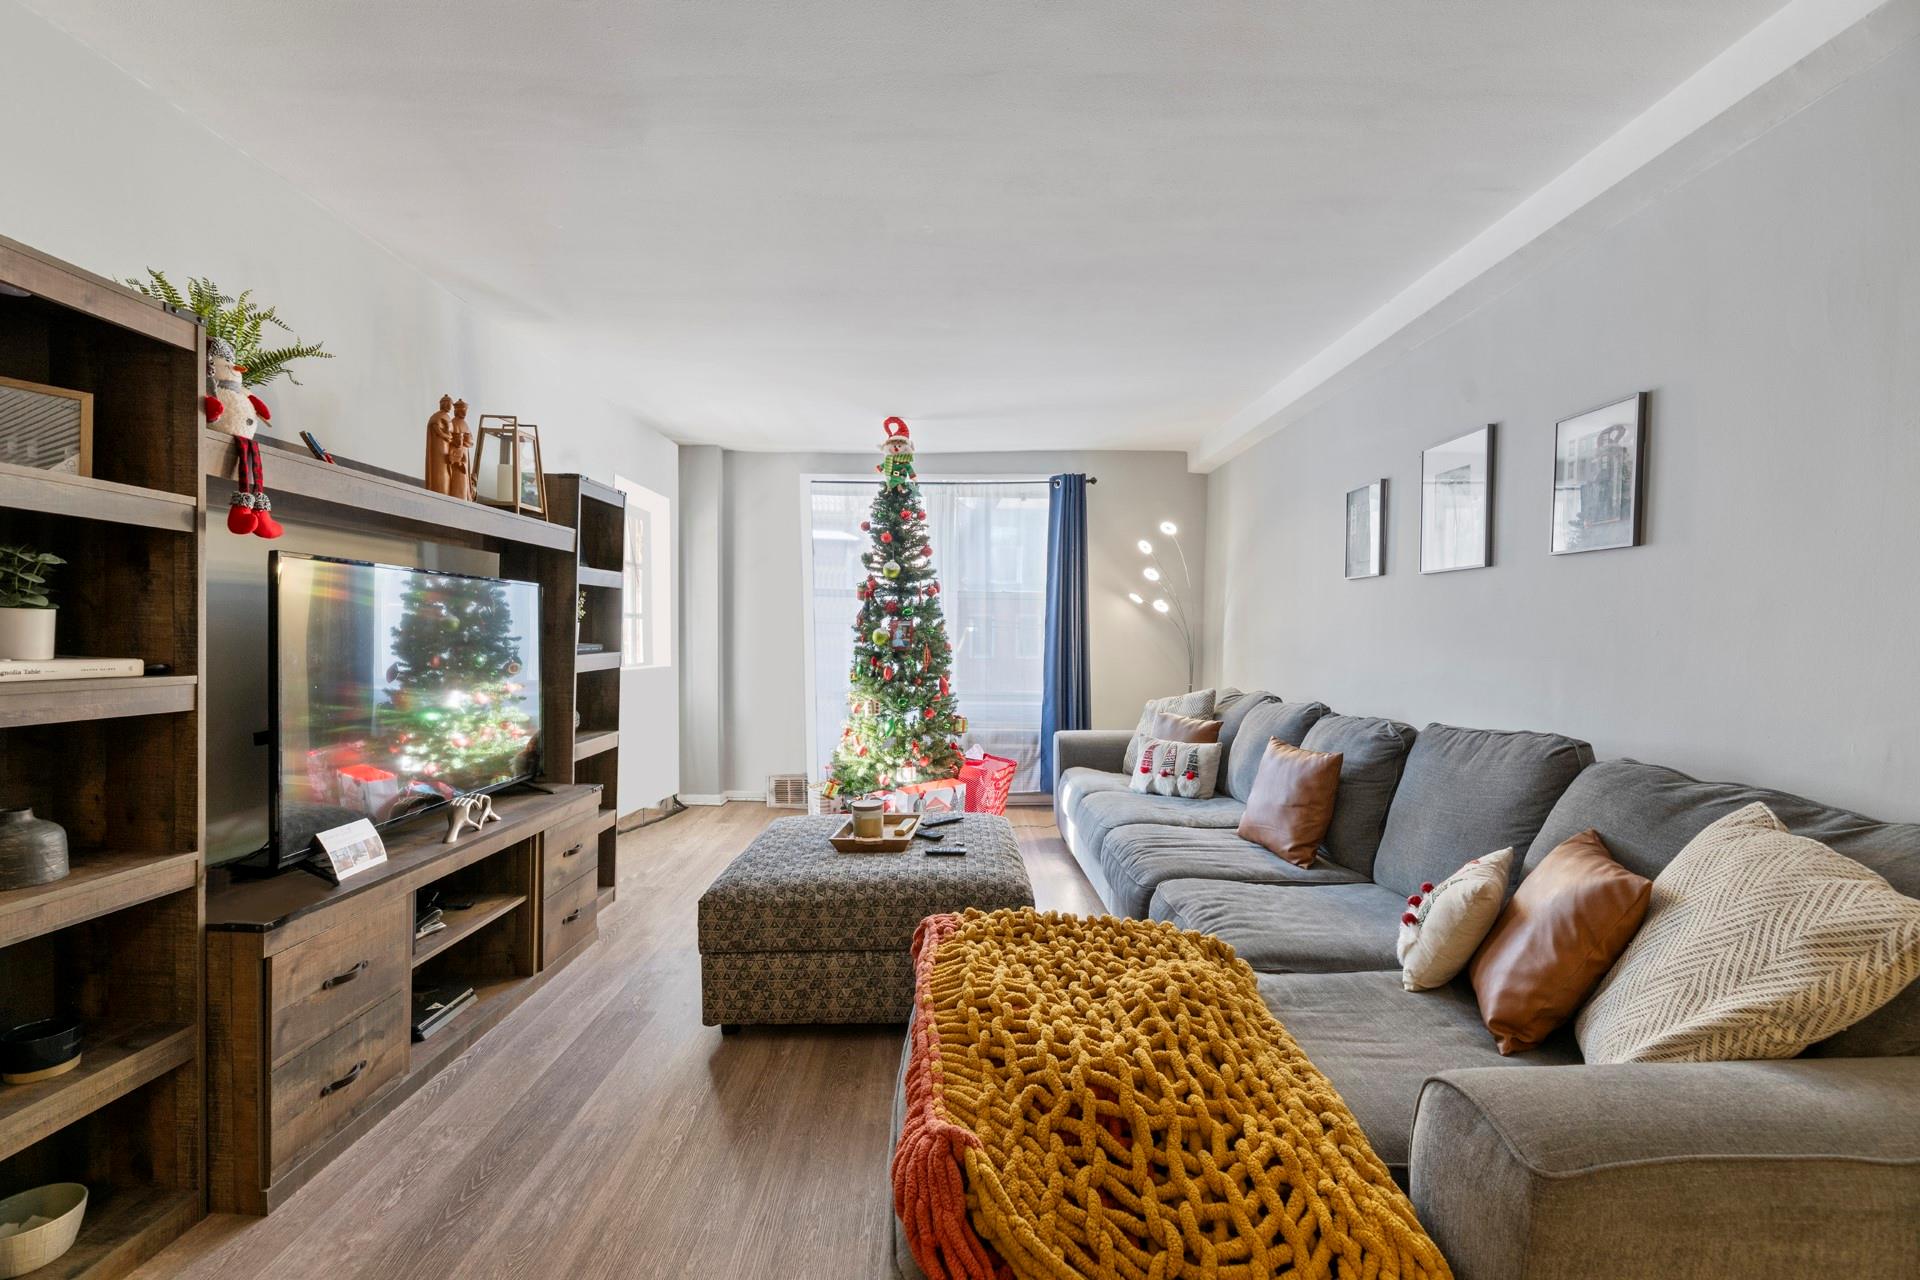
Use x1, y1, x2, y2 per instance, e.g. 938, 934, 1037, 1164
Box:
891, 909, 1451, 1280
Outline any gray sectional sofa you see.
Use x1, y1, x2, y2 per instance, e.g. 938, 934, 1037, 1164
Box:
892, 689, 1920, 1279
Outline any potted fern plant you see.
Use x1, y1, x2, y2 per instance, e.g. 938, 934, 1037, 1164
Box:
0, 545, 65, 660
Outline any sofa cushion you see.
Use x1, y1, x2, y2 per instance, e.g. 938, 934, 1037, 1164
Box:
1100, 826, 1367, 919
1056, 765, 1130, 826
1471, 830, 1650, 1055
1527, 760, 1920, 1058
1214, 689, 1280, 764
1071, 789, 1247, 894
1576, 803, 1920, 1065
1371, 724, 1593, 899
1236, 740, 1343, 866
1298, 714, 1418, 878
1129, 737, 1225, 799
1256, 971, 1581, 1178
1149, 879, 1405, 973
1224, 699, 1331, 801
1145, 710, 1221, 743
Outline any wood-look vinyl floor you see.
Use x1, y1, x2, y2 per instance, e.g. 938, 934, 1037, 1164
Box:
137, 802, 1099, 1279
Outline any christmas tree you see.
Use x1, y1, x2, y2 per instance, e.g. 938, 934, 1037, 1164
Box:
381, 574, 537, 792
826, 418, 966, 797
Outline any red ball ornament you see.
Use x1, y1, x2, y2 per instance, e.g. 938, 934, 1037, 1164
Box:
860, 521, 870, 531
880, 531, 892, 544
923, 708, 935, 720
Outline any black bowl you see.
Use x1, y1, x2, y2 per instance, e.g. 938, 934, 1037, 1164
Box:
0, 1017, 83, 1076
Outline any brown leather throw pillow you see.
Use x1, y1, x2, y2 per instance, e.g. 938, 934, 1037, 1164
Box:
1470, 828, 1651, 1055
1236, 740, 1342, 867
1146, 711, 1221, 743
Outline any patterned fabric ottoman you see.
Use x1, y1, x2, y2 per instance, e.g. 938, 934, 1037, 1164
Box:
698, 814, 1033, 1027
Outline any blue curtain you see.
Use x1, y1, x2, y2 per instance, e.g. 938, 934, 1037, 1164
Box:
1039, 473, 1091, 792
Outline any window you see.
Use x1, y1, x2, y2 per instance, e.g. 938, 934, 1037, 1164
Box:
615, 477, 672, 669
806, 478, 1051, 791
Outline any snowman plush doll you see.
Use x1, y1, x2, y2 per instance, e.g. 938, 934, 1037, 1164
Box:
204, 337, 283, 538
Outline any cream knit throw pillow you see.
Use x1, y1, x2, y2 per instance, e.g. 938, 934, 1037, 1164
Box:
1395, 847, 1513, 991
1576, 803, 1920, 1064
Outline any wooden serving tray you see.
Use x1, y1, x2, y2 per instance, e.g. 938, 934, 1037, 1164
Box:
829, 813, 921, 852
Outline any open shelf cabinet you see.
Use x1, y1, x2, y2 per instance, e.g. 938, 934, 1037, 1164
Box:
0, 236, 205, 1277
503, 473, 625, 907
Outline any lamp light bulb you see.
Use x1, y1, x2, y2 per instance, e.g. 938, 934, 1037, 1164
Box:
1136, 539, 1153, 555
1159, 520, 1178, 535
1152, 599, 1171, 614
1127, 592, 1144, 605
1142, 567, 1160, 582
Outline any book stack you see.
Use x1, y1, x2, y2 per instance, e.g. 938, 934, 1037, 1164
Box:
0, 656, 142, 682
410, 984, 475, 1041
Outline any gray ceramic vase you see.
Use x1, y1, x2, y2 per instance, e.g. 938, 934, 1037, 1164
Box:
0, 807, 69, 889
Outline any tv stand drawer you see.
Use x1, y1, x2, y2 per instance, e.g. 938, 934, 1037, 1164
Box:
266, 894, 410, 1066
542, 817, 599, 899
268, 990, 407, 1179
543, 868, 598, 964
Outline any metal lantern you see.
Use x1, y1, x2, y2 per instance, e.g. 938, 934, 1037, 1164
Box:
473, 415, 547, 518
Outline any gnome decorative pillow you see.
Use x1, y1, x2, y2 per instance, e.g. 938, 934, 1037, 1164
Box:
1128, 737, 1223, 799
1397, 847, 1514, 991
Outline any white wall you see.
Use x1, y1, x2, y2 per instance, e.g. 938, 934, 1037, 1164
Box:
0, 3, 681, 832
698, 448, 1205, 796
1203, 34, 1920, 820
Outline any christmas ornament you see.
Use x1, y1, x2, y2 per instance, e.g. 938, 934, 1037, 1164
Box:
871, 626, 890, 645
883, 559, 902, 579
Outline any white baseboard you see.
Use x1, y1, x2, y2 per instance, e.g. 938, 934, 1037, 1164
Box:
679, 791, 768, 806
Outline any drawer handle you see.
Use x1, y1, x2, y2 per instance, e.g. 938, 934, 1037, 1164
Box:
562, 842, 584, 858
562, 909, 582, 925
319, 1059, 367, 1098
321, 960, 369, 991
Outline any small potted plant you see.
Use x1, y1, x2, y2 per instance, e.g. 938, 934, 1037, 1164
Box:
0, 545, 65, 660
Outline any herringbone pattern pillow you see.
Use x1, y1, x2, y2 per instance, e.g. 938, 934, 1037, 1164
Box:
1577, 802, 1920, 1064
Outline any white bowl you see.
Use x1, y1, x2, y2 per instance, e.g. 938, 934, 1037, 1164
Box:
0, 1183, 87, 1278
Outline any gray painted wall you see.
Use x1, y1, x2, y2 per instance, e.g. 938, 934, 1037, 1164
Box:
1204, 36, 1920, 821
703, 448, 1206, 796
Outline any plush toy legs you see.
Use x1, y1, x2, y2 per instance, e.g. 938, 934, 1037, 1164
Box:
226, 437, 284, 539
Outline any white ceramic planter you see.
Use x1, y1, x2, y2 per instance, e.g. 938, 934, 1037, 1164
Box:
0, 608, 56, 661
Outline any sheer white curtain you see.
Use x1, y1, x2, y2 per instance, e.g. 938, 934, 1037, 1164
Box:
809, 479, 1051, 792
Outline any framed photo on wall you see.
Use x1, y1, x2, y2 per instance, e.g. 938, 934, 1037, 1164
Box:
1552, 392, 1646, 554
1420, 424, 1494, 573
1344, 479, 1385, 579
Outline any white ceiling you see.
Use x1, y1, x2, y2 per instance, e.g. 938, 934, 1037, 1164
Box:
30, 1, 1787, 453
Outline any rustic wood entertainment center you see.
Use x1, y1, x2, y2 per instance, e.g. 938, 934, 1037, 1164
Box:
0, 234, 631, 1266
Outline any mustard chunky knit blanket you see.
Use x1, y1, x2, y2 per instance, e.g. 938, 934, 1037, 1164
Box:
892, 909, 1451, 1280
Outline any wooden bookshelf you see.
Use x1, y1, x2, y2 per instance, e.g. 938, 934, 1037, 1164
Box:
0, 236, 205, 1279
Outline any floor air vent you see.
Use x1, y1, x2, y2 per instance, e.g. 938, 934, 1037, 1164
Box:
766, 774, 810, 809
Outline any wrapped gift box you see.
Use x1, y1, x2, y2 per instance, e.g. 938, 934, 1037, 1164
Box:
880, 778, 966, 816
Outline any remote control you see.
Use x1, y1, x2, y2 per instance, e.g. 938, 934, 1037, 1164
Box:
916, 830, 945, 843
926, 845, 966, 856
921, 812, 964, 828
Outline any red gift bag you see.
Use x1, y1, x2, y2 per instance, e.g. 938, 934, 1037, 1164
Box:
958, 752, 1018, 815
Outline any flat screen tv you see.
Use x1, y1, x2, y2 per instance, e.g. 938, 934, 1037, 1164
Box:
268, 552, 543, 867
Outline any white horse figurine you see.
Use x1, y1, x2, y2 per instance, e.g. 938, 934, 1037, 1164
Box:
444, 793, 500, 844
